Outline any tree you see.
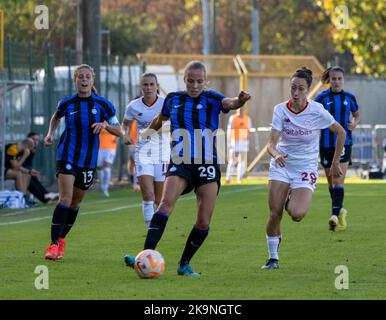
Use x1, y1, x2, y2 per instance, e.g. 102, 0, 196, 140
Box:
318, 0, 385, 77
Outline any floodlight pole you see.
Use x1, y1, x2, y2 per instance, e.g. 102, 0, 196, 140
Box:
202, 0, 210, 55
0, 82, 6, 190
252, 0, 260, 55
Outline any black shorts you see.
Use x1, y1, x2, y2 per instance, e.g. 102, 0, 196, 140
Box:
320, 145, 352, 168
56, 161, 96, 190
166, 163, 221, 195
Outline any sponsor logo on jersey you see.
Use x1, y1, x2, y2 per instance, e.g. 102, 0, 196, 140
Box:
284, 118, 291, 123
173, 104, 183, 109
137, 113, 143, 116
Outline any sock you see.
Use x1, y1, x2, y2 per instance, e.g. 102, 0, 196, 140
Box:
179, 225, 209, 266
103, 167, 111, 191
142, 200, 155, 228
332, 186, 344, 217
51, 203, 69, 245
144, 211, 169, 250
98, 169, 104, 190
266, 235, 282, 260
225, 158, 234, 180
237, 156, 246, 182
328, 186, 334, 199
60, 207, 79, 238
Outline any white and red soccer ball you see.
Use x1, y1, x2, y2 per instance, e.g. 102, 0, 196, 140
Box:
134, 249, 165, 279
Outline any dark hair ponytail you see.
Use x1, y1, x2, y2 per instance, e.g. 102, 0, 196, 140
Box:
291, 67, 313, 88
321, 66, 345, 84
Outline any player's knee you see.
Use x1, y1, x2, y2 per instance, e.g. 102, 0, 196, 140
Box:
195, 220, 210, 230
289, 210, 306, 222
158, 200, 174, 214
59, 194, 72, 206
142, 191, 155, 202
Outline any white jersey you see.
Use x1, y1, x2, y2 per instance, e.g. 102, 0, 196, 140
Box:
124, 96, 170, 164
271, 99, 335, 164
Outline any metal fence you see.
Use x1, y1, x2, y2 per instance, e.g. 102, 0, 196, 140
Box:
0, 41, 142, 188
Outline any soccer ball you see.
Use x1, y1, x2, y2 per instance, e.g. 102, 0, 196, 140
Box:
134, 249, 165, 279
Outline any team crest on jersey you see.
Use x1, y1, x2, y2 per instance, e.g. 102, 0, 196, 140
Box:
91, 108, 98, 115
196, 104, 203, 110
169, 166, 177, 172
343, 100, 348, 106
66, 164, 72, 170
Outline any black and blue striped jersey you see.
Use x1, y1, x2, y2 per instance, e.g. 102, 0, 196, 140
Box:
315, 88, 359, 148
55, 93, 117, 169
161, 90, 228, 164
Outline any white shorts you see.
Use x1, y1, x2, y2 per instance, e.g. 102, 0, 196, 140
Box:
97, 149, 116, 167
230, 140, 249, 153
136, 162, 168, 182
268, 159, 318, 192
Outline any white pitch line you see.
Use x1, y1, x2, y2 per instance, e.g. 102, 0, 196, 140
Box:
0, 186, 261, 226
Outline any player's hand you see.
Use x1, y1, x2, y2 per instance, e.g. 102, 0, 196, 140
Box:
91, 121, 108, 134
123, 134, 133, 145
23, 148, 31, 157
238, 91, 251, 106
274, 153, 288, 167
329, 162, 343, 178
44, 135, 53, 147
30, 169, 39, 177
347, 121, 356, 131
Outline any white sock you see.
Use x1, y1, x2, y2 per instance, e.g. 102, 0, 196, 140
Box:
97, 170, 104, 191
142, 200, 154, 229
237, 158, 246, 182
226, 158, 235, 180
266, 235, 282, 260
103, 167, 111, 191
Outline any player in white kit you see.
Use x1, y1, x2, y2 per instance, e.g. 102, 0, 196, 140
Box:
262, 67, 346, 270
122, 73, 170, 228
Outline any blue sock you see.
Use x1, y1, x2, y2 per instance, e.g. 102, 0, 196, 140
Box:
179, 225, 209, 266
332, 186, 344, 217
51, 203, 69, 244
60, 207, 79, 238
144, 211, 169, 250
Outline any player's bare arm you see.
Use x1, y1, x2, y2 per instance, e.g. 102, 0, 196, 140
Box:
328, 121, 346, 177
221, 91, 251, 110
267, 129, 288, 167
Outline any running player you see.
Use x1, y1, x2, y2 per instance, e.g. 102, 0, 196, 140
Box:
43, 64, 122, 260
122, 73, 169, 228
97, 128, 118, 197
124, 61, 251, 276
315, 66, 360, 231
262, 67, 346, 269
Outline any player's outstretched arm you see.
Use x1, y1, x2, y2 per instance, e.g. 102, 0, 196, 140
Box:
222, 91, 251, 110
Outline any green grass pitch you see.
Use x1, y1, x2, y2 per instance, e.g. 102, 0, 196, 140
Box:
1, 177, 386, 300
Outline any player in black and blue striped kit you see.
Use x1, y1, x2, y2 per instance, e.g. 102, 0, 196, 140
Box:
315, 66, 360, 231
43, 64, 122, 260
124, 61, 251, 276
